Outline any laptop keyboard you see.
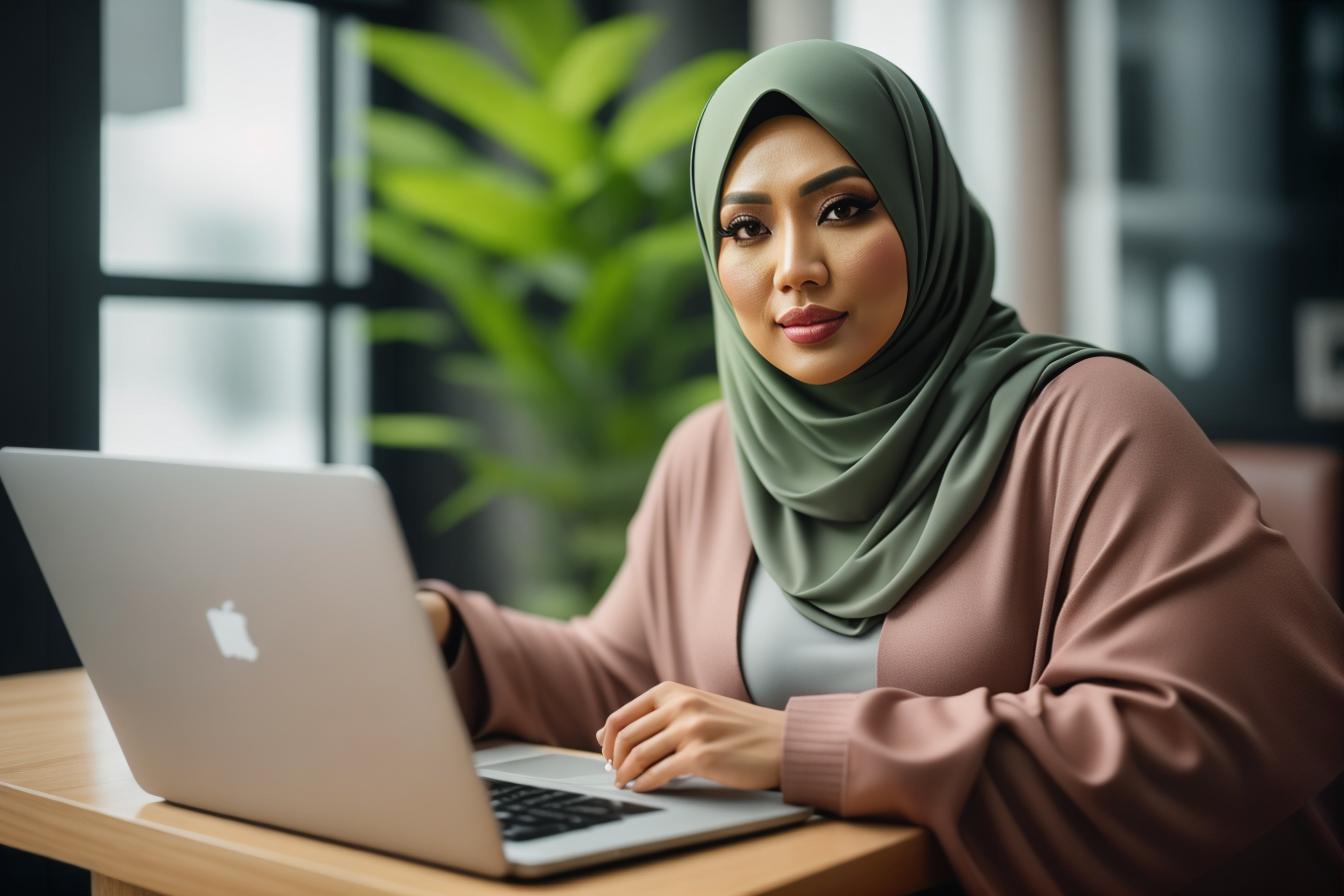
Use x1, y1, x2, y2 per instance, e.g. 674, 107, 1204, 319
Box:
484, 777, 662, 842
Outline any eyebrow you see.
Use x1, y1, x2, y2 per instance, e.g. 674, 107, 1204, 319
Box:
721, 165, 868, 207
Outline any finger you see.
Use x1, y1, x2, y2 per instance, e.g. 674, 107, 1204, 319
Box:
611, 714, 677, 786
598, 683, 671, 763
629, 746, 698, 793
610, 704, 673, 771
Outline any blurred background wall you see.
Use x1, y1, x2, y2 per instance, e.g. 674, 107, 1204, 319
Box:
2, 1, 1341, 889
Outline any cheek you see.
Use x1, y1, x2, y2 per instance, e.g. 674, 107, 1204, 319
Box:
838, 227, 907, 300
717, 250, 772, 318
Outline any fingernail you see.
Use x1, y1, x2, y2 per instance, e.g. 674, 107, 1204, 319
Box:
604, 760, 613, 772
623, 779, 637, 790
595, 728, 604, 742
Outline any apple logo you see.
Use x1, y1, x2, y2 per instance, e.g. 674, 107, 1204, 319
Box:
206, 600, 259, 662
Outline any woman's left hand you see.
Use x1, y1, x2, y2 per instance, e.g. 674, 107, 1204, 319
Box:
595, 681, 786, 793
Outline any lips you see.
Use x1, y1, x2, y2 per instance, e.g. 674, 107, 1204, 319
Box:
776, 304, 846, 327
777, 305, 848, 345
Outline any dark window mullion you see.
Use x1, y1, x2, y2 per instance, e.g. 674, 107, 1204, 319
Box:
318, 9, 337, 463
99, 275, 365, 304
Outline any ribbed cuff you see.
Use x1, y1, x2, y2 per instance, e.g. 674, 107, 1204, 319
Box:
781, 693, 858, 815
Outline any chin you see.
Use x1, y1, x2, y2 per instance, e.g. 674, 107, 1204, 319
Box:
750, 334, 856, 385
779, 356, 854, 386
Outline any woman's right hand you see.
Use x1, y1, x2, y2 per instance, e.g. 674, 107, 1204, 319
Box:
415, 589, 452, 645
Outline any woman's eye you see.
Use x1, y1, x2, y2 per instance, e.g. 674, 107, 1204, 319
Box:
717, 216, 767, 243
821, 195, 878, 223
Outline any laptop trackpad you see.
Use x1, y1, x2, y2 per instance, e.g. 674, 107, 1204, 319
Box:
483, 754, 609, 782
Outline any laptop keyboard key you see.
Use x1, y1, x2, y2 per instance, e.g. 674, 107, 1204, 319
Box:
530, 790, 584, 807
540, 791, 590, 806
507, 812, 547, 827
569, 796, 658, 817
526, 806, 585, 824
501, 823, 569, 842
567, 801, 621, 818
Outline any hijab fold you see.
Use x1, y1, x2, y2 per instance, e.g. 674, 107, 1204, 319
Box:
688, 40, 1144, 636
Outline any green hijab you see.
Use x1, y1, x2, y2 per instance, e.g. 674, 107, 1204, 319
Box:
688, 40, 1144, 636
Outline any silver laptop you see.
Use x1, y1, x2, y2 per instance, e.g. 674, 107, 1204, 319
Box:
0, 447, 813, 878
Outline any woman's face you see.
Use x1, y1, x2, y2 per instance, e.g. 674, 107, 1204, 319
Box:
716, 115, 909, 385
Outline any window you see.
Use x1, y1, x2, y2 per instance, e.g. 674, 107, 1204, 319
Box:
99, 0, 375, 467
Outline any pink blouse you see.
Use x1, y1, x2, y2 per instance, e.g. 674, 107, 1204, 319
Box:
418, 357, 1344, 894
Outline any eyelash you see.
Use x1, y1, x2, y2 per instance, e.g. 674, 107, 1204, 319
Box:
715, 194, 879, 243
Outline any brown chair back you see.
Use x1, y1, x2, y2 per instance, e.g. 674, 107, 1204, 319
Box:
1215, 441, 1342, 602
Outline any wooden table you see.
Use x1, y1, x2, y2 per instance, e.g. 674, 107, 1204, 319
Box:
0, 668, 950, 895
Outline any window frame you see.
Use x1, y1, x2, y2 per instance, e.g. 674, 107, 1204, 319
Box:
98, 0, 424, 464
0, 0, 429, 681
98, 0, 384, 462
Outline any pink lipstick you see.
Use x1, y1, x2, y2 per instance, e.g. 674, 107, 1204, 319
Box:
777, 304, 847, 345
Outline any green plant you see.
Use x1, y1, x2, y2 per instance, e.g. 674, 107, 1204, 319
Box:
357, 0, 744, 618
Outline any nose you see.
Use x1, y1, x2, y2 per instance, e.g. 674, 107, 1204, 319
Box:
772, 220, 828, 294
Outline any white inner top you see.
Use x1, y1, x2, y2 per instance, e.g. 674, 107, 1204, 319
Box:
737, 553, 883, 710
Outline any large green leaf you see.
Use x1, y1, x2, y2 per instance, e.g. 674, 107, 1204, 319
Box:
366, 308, 454, 346
596, 375, 720, 458
365, 209, 485, 297
564, 166, 646, 257
649, 374, 722, 430
475, 455, 588, 506
605, 50, 747, 169
565, 519, 627, 571
364, 109, 467, 168
373, 164, 564, 257
617, 258, 708, 363
436, 352, 510, 391
362, 25, 594, 177
553, 158, 608, 206
428, 475, 504, 532
516, 253, 590, 303
574, 455, 660, 507
435, 353, 557, 412
364, 211, 561, 395
479, 0, 582, 85
366, 414, 482, 450
562, 217, 703, 361
545, 15, 661, 120
639, 314, 715, 388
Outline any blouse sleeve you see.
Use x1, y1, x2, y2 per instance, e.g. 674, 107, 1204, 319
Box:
779, 360, 1344, 894
413, 407, 701, 752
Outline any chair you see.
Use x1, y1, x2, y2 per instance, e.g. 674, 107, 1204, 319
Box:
1216, 441, 1344, 846
1215, 441, 1342, 604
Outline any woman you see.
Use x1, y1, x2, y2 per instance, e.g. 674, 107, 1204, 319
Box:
415, 40, 1344, 894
